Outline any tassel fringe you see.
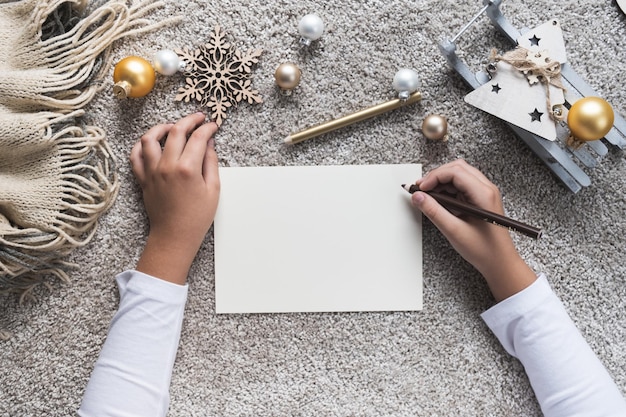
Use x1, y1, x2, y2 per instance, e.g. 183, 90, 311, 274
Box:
0, 118, 119, 288
0, 0, 181, 301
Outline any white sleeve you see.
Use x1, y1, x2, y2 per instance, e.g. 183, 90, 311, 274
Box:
481, 274, 626, 417
78, 270, 188, 417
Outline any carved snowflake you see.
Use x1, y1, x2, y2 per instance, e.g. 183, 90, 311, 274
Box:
175, 26, 263, 126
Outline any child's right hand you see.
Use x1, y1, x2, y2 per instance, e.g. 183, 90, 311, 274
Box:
411, 160, 536, 302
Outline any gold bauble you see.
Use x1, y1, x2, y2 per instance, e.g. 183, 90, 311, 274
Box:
112, 56, 156, 99
567, 96, 614, 142
421, 114, 448, 141
274, 62, 301, 90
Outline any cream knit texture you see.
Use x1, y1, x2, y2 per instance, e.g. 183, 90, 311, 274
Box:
0, 0, 178, 298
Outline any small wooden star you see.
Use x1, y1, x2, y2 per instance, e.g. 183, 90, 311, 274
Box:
175, 26, 263, 126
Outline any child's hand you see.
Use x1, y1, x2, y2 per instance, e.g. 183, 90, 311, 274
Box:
411, 160, 536, 301
130, 112, 220, 285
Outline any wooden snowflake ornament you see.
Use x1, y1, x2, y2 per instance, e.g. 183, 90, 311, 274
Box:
175, 26, 263, 126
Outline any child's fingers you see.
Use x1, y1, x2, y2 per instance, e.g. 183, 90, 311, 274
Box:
418, 162, 476, 191
203, 138, 220, 190
161, 112, 206, 161
411, 191, 465, 239
138, 123, 173, 173
417, 161, 497, 208
181, 121, 218, 171
129, 141, 145, 184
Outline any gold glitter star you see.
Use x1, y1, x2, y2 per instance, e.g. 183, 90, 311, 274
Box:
175, 26, 263, 126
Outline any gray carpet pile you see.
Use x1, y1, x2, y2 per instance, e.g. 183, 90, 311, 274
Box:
1, 0, 625, 415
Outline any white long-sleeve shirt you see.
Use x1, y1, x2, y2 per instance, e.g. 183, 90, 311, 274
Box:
78, 271, 188, 416
78, 272, 626, 416
481, 274, 626, 416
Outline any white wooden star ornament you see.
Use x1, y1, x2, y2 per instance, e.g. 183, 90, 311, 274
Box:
464, 19, 568, 141
175, 26, 263, 126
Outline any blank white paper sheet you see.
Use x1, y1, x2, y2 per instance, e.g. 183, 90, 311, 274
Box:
214, 164, 422, 314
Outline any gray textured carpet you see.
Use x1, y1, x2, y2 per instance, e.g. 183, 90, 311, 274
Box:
2, 0, 626, 415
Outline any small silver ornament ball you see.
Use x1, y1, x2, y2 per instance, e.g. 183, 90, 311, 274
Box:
153, 50, 181, 76
392, 68, 420, 100
298, 14, 324, 46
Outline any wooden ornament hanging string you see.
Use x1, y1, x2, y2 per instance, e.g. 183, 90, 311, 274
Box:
490, 47, 566, 122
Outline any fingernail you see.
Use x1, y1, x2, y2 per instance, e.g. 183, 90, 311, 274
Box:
208, 138, 215, 148
412, 192, 425, 205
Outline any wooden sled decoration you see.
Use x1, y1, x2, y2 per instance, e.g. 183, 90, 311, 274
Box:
439, 0, 626, 193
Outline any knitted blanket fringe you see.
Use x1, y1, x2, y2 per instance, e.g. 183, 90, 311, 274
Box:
0, 110, 116, 296
0, 0, 181, 301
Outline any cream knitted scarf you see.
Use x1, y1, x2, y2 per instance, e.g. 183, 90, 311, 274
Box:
0, 0, 178, 299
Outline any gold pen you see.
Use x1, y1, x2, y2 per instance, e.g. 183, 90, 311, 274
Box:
284, 91, 422, 145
